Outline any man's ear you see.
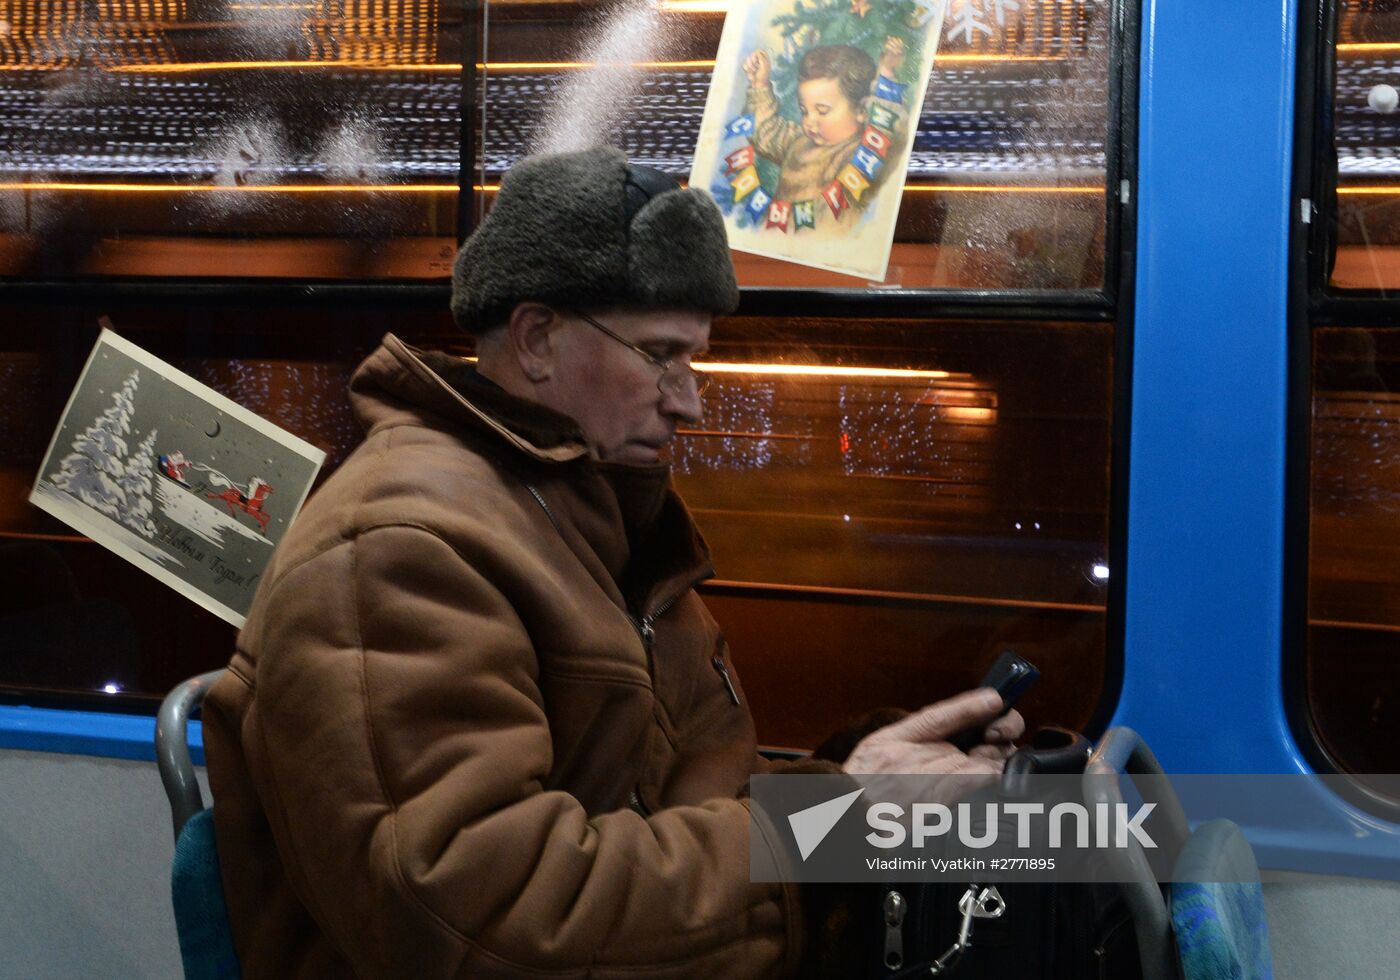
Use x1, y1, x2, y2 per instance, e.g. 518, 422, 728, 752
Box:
506, 302, 559, 382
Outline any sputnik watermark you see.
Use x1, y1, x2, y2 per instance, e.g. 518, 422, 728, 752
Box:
754, 772, 1400, 884
751, 773, 1179, 884
864, 801, 1157, 851
787, 788, 864, 860
785, 792, 1157, 862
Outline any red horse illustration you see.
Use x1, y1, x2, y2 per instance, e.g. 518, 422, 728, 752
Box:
207, 477, 275, 535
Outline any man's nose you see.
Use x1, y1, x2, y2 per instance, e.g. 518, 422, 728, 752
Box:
661, 378, 704, 427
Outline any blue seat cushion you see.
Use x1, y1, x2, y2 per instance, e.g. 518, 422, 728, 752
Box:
1171, 819, 1273, 980
172, 807, 241, 980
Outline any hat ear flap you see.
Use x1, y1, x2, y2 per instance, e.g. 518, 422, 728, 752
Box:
628, 189, 740, 315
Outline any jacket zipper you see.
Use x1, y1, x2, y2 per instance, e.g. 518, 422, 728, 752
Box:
629, 584, 692, 661
523, 482, 731, 706
523, 483, 565, 537
711, 655, 740, 706
626, 788, 652, 817
630, 582, 737, 705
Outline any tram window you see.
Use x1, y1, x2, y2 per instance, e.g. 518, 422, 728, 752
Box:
0, 0, 1128, 745
1308, 328, 1400, 793
1299, 0, 1400, 796
0, 2, 464, 280
1330, 1, 1400, 290
688, 315, 1115, 748
0, 306, 464, 703
0, 310, 1116, 744
475, 0, 1113, 291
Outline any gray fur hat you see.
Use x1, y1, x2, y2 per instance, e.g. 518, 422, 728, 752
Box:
451, 146, 739, 332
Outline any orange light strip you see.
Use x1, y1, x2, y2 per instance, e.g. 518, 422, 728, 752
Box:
703, 578, 1106, 615
101, 53, 1060, 73
464, 53, 1072, 67
694, 362, 951, 379
0, 182, 458, 193
0, 531, 90, 543
1338, 186, 1400, 196
2, 182, 1092, 196
488, 183, 1090, 195
905, 184, 1099, 194
102, 59, 719, 73
676, 429, 806, 440
939, 54, 1066, 63
479, 59, 717, 71
1310, 617, 1400, 635
106, 60, 380, 72
656, 0, 731, 10
464, 354, 954, 381
1337, 43, 1400, 54
483, 183, 1092, 195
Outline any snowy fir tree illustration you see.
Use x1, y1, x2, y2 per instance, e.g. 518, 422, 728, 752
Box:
48, 368, 140, 520
946, 0, 1018, 43
118, 427, 160, 539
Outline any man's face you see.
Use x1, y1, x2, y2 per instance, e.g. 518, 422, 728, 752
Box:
547, 307, 710, 465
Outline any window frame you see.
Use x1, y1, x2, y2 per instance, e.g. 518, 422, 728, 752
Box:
0, 0, 1141, 739
1287, 0, 1400, 819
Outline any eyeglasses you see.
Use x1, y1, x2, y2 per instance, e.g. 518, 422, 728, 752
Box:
572, 310, 712, 398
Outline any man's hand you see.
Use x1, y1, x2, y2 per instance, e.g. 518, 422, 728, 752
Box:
744, 49, 771, 89
844, 688, 1024, 777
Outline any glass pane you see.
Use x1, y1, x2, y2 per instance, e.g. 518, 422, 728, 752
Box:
2, 310, 1113, 749
1332, 0, 1400, 290
0, 2, 464, 280
683, 315, 1114, 748
1308, 326, 1400, 790
476, 0, 1111, 290
0, 307, 463, 702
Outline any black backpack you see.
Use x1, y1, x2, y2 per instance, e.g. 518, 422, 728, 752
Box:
872, 728, 1150, 980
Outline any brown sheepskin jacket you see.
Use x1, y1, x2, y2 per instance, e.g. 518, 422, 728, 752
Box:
203, 334, 836, 979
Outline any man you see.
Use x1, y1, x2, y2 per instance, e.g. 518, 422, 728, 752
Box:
203, 146, 1021, 978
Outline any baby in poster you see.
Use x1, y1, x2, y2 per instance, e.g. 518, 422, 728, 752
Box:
690, 0, 945, 282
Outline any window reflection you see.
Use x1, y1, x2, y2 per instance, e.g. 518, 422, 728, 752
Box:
1333, 0, 1400, 290
0, 0, 462, 279
1308, 326, 1400, 787
0, 2, 1122, 744
679, 316, 1113, 747
0, 307, 461, 702
478, 0, 1112, 289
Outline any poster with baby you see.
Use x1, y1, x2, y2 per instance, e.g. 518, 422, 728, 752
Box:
690, 0, 946, 282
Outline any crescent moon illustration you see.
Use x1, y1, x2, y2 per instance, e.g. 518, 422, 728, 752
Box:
206, 421, 221, 438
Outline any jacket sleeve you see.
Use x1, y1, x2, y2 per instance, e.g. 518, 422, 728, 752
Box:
239, 523, 803, 979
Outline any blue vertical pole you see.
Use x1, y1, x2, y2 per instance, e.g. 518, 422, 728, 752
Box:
1119, 0, 1303, 773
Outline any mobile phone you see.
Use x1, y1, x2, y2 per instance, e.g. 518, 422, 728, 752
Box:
948, 650, 1039, 752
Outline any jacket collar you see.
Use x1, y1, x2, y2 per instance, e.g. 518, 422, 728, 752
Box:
349, 335, 714, 609
350, 333, 592, 464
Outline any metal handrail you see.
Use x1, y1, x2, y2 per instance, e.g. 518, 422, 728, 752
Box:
1085, 726, 1191, 980
156, 669, 225, 843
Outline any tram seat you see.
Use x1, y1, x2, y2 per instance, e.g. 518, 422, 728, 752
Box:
157, 670, 241, 980
1170, 821, 1273, 980
1086, 728, 1275, 980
